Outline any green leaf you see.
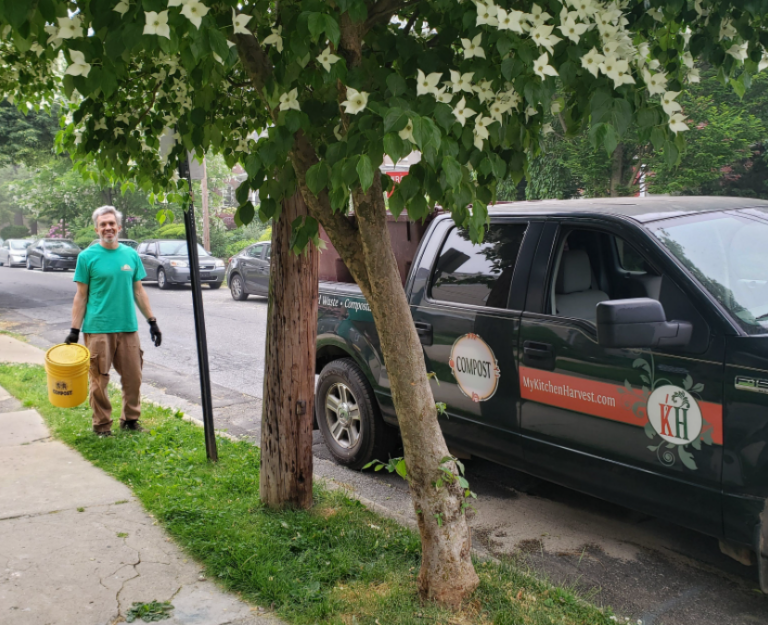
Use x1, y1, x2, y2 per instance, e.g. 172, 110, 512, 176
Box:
603, 124, 618, 156
633, 358, 651, 374
386, 73, 407, 97
207, 27, 230, 61
236, 201, 255, 226
611, 99, 633, 137
590, 89, 613, 125
307, 12, 325, 40
244, 153, 262, 178
496, 35, 513, 58
2, 1, 32, 29
235, 180, 251, 205
348, 0, 367, 23
394, 458, 408, 479
306, 161, 329, 195
388, 188, 405, 219
356, 154, 374, 192
323, 15, 341, 46
664, 141, 679, 167
101, 70, 118, 98
644, 422, 656, 440
683, 374, 693, 390
383, 132, 407, 164
383, 107, 408, 133
442, 155, 462, 189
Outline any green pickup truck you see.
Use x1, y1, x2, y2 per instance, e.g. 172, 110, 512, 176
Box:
314, 196, 768, 590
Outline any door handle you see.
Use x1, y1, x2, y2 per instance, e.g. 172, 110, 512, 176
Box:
414, 321, 433, 346
523, 341, 555, 370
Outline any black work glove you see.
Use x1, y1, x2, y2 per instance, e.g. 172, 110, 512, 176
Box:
64, 328, 80, 344
148, 318, 162, 347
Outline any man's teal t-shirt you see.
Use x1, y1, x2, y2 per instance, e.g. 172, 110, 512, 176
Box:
73, 243, 147, 334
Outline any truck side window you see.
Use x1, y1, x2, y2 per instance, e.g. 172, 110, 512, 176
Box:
430, 224, 527, 308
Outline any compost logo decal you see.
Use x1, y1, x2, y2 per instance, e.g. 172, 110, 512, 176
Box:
622, 356, 716, 471
448, 333, 500, 402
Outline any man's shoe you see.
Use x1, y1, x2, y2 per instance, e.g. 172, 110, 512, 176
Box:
120, 420, 144, 432
95, 430, 113, 437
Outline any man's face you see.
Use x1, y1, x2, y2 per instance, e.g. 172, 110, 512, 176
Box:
95, 213, 122, 242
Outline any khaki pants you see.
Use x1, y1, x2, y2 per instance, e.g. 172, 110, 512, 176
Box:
84, 332, 143, 432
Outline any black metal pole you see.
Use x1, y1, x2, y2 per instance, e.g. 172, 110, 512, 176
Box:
178, 155, 218, 462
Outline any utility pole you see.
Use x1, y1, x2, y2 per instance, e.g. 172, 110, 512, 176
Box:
201, 155, 210, 252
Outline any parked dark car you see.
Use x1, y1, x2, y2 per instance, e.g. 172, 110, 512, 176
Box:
0, 239, 32, 267
88, 238, 138, 249
314, 196, 768, 591
26, 239, 81, 271
137, 239, 225, 289
226, 242, 271, 300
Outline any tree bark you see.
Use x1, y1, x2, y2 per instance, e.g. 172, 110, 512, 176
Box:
345, 173, 479, 607
610, 142, 624, 197
259, 191, 318, 509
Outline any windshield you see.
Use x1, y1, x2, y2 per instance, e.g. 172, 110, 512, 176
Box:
121, 240, 138, 249
653, 213, 768, 335
157, 241, 209, 256
46, 241, 80, 252
10, 240, 31, 250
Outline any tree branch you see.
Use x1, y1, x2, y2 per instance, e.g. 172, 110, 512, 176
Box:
364, 0, 421, 31
233, 33, 274, 97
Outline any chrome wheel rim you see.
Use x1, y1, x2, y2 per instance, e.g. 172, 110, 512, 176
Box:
158, 270, 165, 287
232, 276, 242, 298
325, 382, 361, 449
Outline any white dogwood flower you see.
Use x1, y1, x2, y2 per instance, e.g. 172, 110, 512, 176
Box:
114, 0, 130, 16
601, 56, 634, 87
144, 11, 170, 39
668, 113, 689, 134
682, 52, 694, 69
570, 0, 595, 21
180, 1, 208, 29
727, 42, 749, 63
232, 10, 251, 35
317, 46, 341, 72
65, 50, 91, 77
263, 26, 283, 52
661, 91, 681, 116
528, 4, 551, 27
452, 97, 476, 126
497, 8, 527, 33
398, 119, 415, 143
759, 52, 768, 73
341, 87, 369, 114
489, 100, 507, 122
449, 70, 474, 93
415, 69, 440, 96
530, 24, 561, 55
581, 47, 604, 78
476, 3, 498, 27
57, 16, 83, 39
525, 105, 538, 122
94, 118, 107, 131
462, 34, 486, 59
533, 52, 558, 80
114, 127, 124, 137
559, 15, 588, 44
279, 88, 300, 112
647, 7, 664, 22
686, 67, 701, 83
719, 18, 737, 41
542, 123, 554, 135
643, 68, 667, 95
474, 79, 494, 103
434, 87, 453, 104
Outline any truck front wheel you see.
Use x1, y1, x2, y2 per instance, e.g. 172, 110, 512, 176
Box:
316, 358, 399, 470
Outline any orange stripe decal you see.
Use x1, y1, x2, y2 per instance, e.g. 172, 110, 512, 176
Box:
519, 366, 723, 445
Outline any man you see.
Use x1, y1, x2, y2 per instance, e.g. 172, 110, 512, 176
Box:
66, 206, 161, 437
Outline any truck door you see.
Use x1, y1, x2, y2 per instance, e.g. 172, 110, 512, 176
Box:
409, 218, 538, 464
518, 221, 725, 536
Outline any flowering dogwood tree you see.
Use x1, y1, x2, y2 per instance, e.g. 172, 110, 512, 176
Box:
1, 0, 766, 605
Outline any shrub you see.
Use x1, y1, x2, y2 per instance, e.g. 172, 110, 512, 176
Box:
258, 226, 271, 242
1, 224, 30, 239
225, 238, 256, 259
155, 223, 186, 239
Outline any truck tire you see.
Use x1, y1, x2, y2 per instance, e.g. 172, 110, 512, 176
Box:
316, 358, 399, 470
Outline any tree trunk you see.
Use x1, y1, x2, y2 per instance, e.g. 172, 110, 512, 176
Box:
610, 142, 624, 197
13, 210, 23, 226
351, 173, 479, 607
259, 191, 318, 509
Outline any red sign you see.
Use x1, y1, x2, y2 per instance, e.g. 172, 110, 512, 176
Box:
385, 171, 409, 197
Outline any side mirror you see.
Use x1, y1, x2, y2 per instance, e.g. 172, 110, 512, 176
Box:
597, 298, 692, 349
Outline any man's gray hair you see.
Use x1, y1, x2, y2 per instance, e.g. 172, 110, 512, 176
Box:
92, 205, 123, 227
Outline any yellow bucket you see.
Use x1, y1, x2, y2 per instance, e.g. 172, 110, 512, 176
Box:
45, 344, 91, 408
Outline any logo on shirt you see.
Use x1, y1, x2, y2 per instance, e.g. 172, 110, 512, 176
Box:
121, 264, 132, 271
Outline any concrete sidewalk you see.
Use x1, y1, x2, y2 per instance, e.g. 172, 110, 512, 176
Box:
0, 337, 280, 625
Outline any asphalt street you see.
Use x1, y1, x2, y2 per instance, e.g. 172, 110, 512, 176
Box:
1, 265, 767, 625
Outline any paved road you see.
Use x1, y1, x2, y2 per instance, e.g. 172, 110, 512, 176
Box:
1, 266, 767, 625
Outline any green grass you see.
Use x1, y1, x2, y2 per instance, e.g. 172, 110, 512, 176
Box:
0, 328, 28, 341
0, 363, 619, 625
